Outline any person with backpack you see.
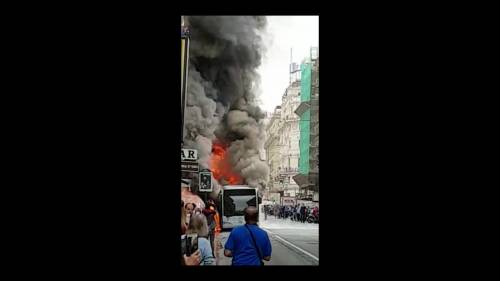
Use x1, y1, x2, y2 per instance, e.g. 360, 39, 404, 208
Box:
224, 206, 272, 266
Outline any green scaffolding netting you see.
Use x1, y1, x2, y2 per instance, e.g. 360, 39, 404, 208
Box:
298, 62, 312, 175
299, 109, 310, 175
300, 63, 311, 102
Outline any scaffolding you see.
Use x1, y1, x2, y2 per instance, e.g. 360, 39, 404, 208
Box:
293, 48, 319, 199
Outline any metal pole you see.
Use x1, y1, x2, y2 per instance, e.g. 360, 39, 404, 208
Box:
181, 17, 190, 142
183, 38, 189, 141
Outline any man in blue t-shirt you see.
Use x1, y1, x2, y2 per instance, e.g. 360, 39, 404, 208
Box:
224, 206, 272, 266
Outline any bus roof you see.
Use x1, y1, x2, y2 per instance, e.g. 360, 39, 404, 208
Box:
222, 185, 256, 190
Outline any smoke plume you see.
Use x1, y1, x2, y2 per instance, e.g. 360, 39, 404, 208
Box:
183, 16, 269, 193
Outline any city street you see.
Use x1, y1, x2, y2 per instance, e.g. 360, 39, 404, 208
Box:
181, 16, 319, 267
215, 214, 319, 266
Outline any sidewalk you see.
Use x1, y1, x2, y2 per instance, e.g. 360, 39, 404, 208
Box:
214, 232, 231, 265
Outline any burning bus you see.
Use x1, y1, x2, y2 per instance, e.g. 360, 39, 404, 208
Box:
211, 142, 262, 230
219, 185, 260, 230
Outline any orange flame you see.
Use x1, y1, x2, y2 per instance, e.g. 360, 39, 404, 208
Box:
210, 141, 243, 185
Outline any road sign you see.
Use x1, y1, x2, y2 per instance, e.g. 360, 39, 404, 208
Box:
199, 171, 212, 192
181, 161, 199, 172
181, 148, 198, 161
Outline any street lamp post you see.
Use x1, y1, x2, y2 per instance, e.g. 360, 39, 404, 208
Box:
181, 16, 190, 142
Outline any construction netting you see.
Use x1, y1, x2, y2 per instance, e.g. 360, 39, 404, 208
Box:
299, 109, 310, 174
299, 62, 312, 175
300, 63, 311, 102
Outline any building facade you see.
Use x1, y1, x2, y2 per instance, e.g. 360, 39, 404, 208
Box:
294, 47, 319, 202
264, 50, 309, 200
265, 85, 301, 199
278, 84, 301, 197
265, 106, 282, 197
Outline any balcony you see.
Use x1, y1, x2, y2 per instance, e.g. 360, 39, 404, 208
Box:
294, 101, 310, 117
280, 167, 298, 173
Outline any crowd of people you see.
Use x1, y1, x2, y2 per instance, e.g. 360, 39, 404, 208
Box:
264, 203, 319, 223
181, 199, 221, 266
181, 197, 273, 266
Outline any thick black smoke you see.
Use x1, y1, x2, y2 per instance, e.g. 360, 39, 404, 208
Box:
183, 16, 269, 193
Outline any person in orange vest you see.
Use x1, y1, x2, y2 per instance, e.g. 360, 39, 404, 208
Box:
203, 199, 218, 257
214, 207, 221, 234
212, 204, 222, 260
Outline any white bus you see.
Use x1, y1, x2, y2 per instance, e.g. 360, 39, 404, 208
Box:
219, 185, 260, 230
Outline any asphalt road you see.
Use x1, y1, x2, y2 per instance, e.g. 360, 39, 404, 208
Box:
264, 231, 318, 265
263, 228, 318, 265
215, 218, 319, 266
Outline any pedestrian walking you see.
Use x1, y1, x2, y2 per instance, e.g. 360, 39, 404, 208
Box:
296, 204, 301, 222
186, 213, 216, 265
224, 207, 272, 266
185, 202, 196, 225
202, 199, 217, 257
300, 204, 306, 223
181, 200, 187, 235
312, 206, 319, 223
181, 200, 200, 266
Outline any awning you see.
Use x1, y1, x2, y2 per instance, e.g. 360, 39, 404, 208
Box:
292, 173, 309, 188
294, 101, 310, 116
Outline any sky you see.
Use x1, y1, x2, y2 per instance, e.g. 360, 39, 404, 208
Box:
257, 16, 319, 113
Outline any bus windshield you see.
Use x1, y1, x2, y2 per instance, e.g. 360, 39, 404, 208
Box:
223, 189, 257, 217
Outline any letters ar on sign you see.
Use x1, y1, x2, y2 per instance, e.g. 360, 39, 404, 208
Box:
181, 149, 198, 161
